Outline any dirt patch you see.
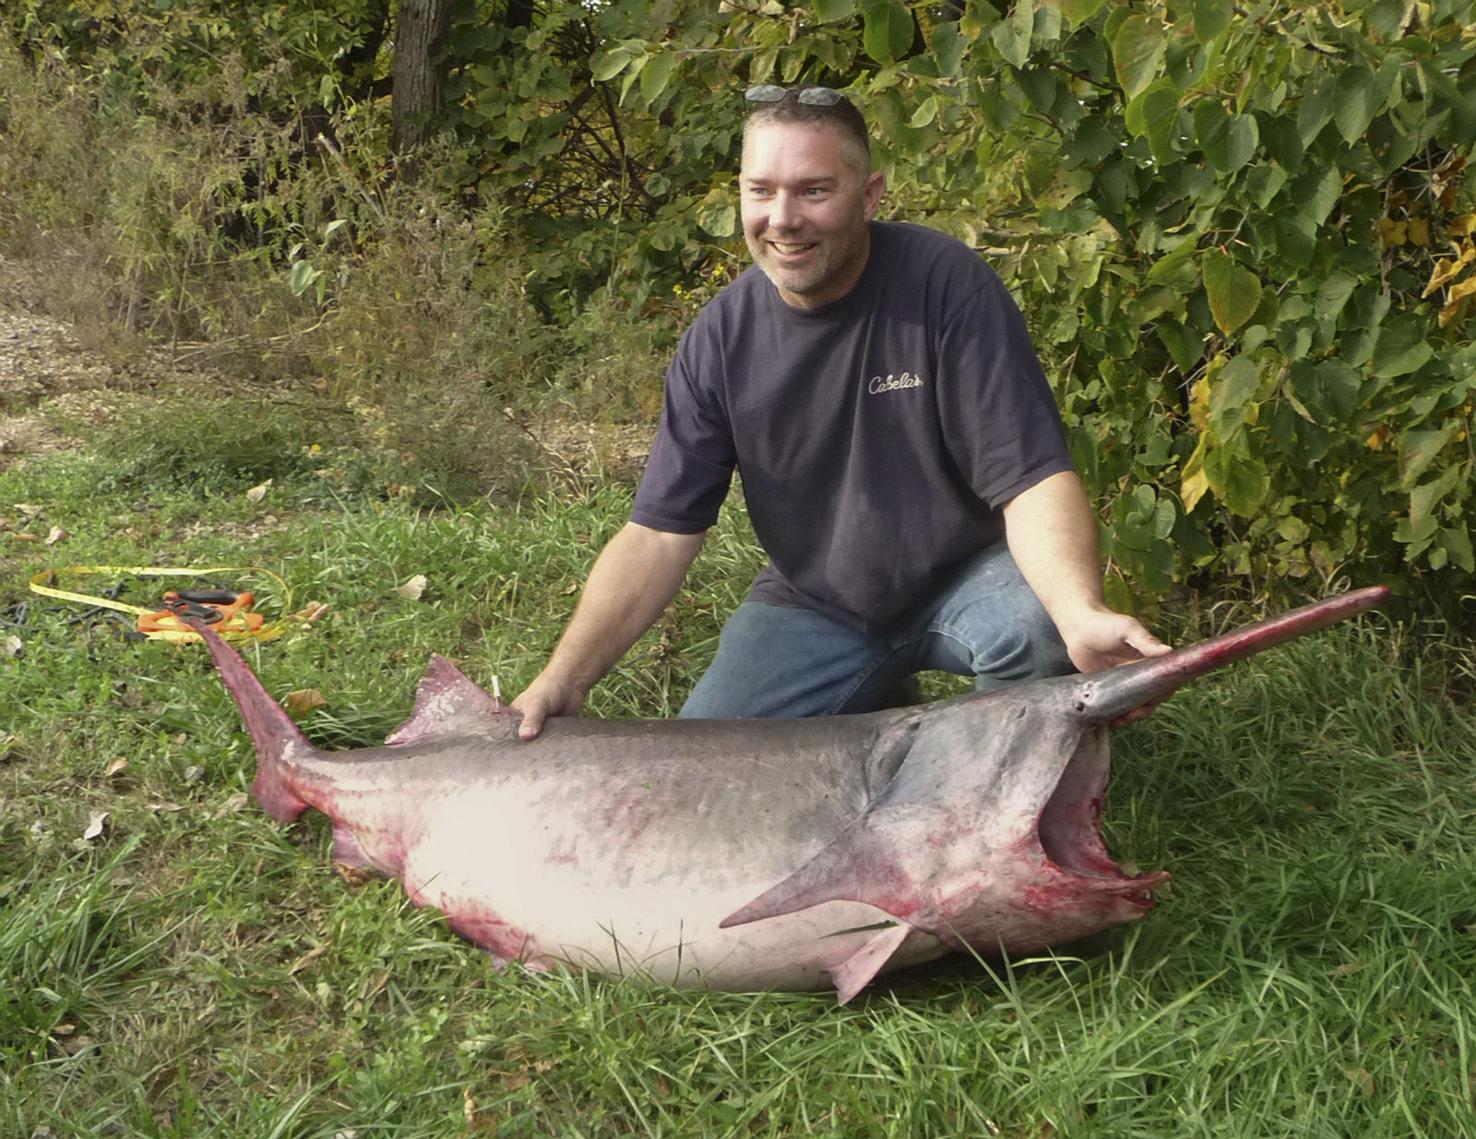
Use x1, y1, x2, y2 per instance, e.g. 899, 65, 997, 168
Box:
0, 256, 226, 468
0, 305, 115, 463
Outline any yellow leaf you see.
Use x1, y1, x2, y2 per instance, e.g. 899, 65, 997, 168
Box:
1365, 424, 1389, 450
394, 574, 428, 601
1407, 216, 1430, 246
1422, 258, 1466, 297
1378, 217, 1407, 247
1447, 277, 1476, 304
1439, 285, 1474, 328
284, 688, 327, 718
1449, 213, 1476, 236
1180, 435, 1211, 512
1187, 372, 1213, 432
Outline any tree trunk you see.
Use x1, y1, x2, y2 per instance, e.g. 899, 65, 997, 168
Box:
391, 0, 454, 155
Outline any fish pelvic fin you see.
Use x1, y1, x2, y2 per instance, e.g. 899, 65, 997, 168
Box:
191, 619, 320, 823
832, 922, 913, 1005
719, 827, 916, 930
385, 656, 520, 746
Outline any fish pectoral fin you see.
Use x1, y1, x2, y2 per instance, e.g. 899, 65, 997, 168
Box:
718, 827, 917, 930
831, 922, 913, 1005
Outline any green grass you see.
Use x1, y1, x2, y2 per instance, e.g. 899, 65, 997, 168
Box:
2, 448, 1474, 1138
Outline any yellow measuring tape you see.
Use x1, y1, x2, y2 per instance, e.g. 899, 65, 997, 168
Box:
28, 564, 325, 643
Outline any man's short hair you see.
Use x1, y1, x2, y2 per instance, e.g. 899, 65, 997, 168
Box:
742, 88, 872, 173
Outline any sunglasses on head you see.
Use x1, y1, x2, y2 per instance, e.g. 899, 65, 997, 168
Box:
744, 84, 846, 107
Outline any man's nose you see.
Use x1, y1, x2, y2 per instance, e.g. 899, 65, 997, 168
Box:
769, 191, 800, 229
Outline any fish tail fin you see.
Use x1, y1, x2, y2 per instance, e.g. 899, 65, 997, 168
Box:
191, 619, 319, 823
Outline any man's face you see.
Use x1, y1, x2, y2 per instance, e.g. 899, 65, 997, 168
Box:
739, 121, 885, 309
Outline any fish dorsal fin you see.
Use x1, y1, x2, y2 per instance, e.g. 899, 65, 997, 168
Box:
385, 656, 520, 746
831, 922, 913, 1005
718, 824, 919, 930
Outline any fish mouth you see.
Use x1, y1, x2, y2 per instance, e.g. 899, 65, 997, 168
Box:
1036, 731, 1168, 905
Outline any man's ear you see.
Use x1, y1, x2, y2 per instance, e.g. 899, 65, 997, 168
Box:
863, 170, 885, 219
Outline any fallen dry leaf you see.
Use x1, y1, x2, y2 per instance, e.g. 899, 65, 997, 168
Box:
359, 967, 392, 1001
105, 756, 129, 778
45, 526, 68, 546
146, 800, 186, 813
56, 1034, 97, 1057
14, 502, 43, 517
4, 635, 22, 659
394, 574, 428, 601
290, 601, 331, 625
12, 532, 38, 542
212, 792, 249, 818
284, 688, 327, 718
289, 941, 332, 975
245, 479, 272, 503
333, 862, 376, 887
82, 810, 109, 841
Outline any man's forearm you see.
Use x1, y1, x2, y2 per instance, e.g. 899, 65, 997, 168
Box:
1002, 470, 1106, 627
538, 522, 705, 697
1002, 470, 1169, 673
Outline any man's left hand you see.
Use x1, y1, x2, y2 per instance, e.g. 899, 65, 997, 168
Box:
1061, 609, 1172, 674
1059, 609, 1172, 724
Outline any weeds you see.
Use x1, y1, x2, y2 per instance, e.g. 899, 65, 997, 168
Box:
0, 40, 684, 502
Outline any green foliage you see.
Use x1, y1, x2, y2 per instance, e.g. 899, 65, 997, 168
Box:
89, 395, 345, 493
426, 0, 1476, 618
5, 1, 1476, 618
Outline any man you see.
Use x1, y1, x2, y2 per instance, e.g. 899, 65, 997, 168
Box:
513, 86, 1167, 739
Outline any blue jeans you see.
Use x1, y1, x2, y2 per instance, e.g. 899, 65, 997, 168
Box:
679, 541, 1073, 718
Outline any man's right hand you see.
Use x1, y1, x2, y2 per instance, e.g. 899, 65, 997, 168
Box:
507, 522, 706, 742
511, 674, 587, 741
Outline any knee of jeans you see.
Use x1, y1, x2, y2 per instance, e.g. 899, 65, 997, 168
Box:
972, 615, 1072, 685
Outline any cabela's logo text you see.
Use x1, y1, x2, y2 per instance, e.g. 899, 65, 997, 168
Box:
867, 371, 925, 395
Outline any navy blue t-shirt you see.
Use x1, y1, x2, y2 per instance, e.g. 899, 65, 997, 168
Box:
631, 221, 1073, 632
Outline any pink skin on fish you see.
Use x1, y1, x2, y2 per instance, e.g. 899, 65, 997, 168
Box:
191, 586, 1387, 1003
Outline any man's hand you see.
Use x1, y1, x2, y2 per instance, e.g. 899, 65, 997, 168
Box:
1058, 607, 1172, 725
1001, 472, 1172, 722
509, 523, 706, 742
1059, 608, 1171, 674
511, 675, 587, 742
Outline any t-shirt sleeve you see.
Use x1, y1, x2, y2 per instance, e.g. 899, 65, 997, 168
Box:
938, 272, 1074, 506
630, 339, 736, 534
